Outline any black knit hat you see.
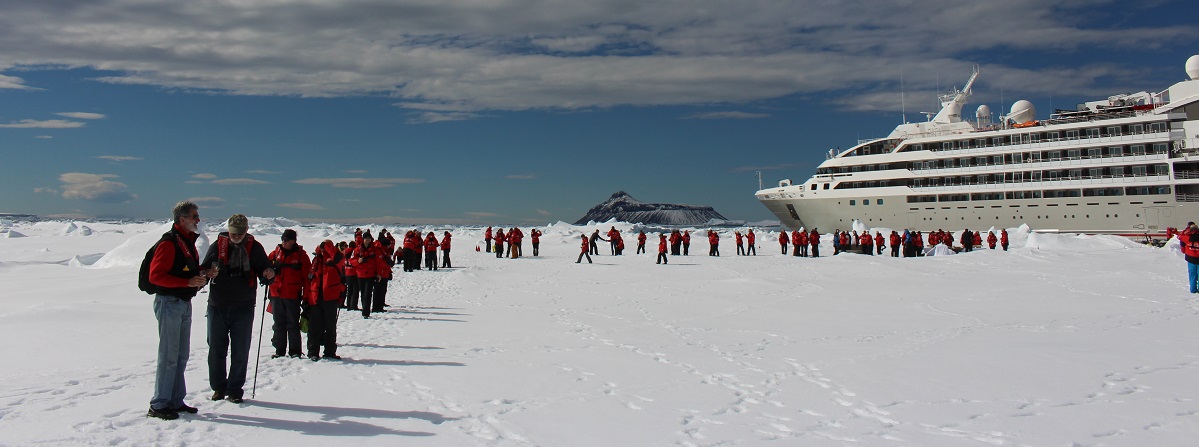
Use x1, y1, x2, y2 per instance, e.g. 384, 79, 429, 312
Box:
282, 229, 297, 241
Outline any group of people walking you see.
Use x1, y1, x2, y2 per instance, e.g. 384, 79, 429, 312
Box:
484, 226, 539, 258
143, 200, 458, 420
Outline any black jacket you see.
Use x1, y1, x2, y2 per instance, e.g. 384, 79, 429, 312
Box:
201, 232, 272, 308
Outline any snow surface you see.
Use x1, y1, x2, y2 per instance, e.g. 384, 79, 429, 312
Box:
2, 219, 1198, 446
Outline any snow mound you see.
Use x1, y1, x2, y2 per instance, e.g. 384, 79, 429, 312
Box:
61, 222, 79, 235
3, 230, 26, 238
92, 223, 211, 269
1025, 232, 1145, 251
76, 225, 94, 236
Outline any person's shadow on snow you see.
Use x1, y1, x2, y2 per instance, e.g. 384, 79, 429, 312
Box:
210, 400, 457, 436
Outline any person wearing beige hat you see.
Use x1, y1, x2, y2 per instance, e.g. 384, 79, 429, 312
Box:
200, 214, 275, 404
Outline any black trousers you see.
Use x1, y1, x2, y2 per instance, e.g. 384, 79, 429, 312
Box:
373, 278, 388, 311
344, 275, 359, 308
576, 251, 592, 263
357, 277, 376, 317
532, 242, 540, 256
656, 253, 668, 264
305, 299, 338, 357
269, 298, 302, 356
206, 303, 253, 399
425, 251, 437, 270
637, 243, 645, 254
747, 245, 756, 256
442, 248, 452, 268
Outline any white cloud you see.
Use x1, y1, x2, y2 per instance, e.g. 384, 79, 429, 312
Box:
244, 169, 280, 174
191, 173, 218, 179
34, 187, 58, 194
0, 119, 85, 129
35, 135, 52, 139
55, 112, 106, 120
506, 174, 535, 180
95, 155, 142, 162
277, 202, 324, 210
682, 111, 770, 120
293, 177, 424, 188
0, 1, 1189, 118
58, 172, 136, 203
212, 178, 270, 185
536, 209, 551, 216
187, 196, 226, 207
465, 212, 499, 218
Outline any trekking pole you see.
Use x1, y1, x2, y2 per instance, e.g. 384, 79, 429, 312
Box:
252, 283, 268, 399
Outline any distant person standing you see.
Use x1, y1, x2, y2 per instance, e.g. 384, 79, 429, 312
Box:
1001, 229, 1009, 251
779, 231, 789, 255
145, 200, 207, 420
440, 231, 453, 268
589, 230, 601, 255
669, 230, 681, 256
353, 231, 382, 318
494, 228, 506, 259
424, 232, 439, 270
708, 230, 720, 256
656, 234, 669, 265
1181, 222, 1199, 293
484, 226, 493, 253
200, 214, 274, 403
682, 230, 691, 256
746, 230, 756, 256
636, 230, 647, 255
735, 231, 745, 256
809, 229, 820, 257
530, 228, 541, 257
576, 234, 593, 263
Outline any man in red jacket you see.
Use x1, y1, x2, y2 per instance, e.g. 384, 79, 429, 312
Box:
576, 234, 592, 263
1182, 222, 1199, 293
530, 228, 541, 257
353, 231, 383, 318
424, 232, 439, 270
268, 229, 310, 358
746, 229, 756, 256
440, 231, 453, 268
146, 200, 209, 420
779, 231, 789, 255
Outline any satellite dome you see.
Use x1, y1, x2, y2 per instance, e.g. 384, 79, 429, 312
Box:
976, 104, 991, 118
1187, 55, 1199, 80
1009, 100, 1036, 124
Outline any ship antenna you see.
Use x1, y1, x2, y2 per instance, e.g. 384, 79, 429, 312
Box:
756, 171, 762, 191
901, 69, 907, 124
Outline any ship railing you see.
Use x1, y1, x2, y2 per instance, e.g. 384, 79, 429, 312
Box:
1176, 171, 1199, 179
920, 129, 1169, 156
910, 153, 1168, 173
910, 174, 1171, 191
1177, 193, 1199, 203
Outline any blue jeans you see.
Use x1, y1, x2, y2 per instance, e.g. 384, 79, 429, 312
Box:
207, 304, 255, 399
151, 295, 192, 410
1189, 262, 1198, 293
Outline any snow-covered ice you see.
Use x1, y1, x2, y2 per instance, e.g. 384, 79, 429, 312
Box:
1, 219, 1198, 446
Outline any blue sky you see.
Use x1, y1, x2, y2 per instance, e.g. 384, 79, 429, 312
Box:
1, 1, 1196, 225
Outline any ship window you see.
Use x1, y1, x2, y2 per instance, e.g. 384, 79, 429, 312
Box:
1067, 149, 1081, 159
1085, 148, 1100, 158
992, 137, 1003, 146
976, 156, 987, 166
1131, 145, 1145, 155
1106, 126, 1121, 136
1087, 168, 1102, 178
1066, 130, 1080, 139
1012, 153, 1023, 163
1156, 186, 1171, 194
942, 142, 953, 150
1156, 164, 1169, 175
850, 200, 856, 206
1132, 166, 1147, 176
1048, 150, 1062, 160
1024, 133, 1035, 144
1048, 132, 1060, 141
975, 139, 987, 147
992, 155, 1003, 165
1149, 122, 1167, 133
1069, 169, 1082, 179
1106, 146, 1123, 156
1110, 166, 1124, 176
864, 199, 870, 205
878, 199, 884, 205
1153, 143, 1168, 154
1086, 128, 1099, 138
1129, 124, 1144, 134
823, 183, 830, 190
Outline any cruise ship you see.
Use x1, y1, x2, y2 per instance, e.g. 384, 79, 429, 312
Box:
756, 56, 1199, 236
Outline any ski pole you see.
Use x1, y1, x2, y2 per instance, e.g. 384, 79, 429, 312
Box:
252, 283, 267, 399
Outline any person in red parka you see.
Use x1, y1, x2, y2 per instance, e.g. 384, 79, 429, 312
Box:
656, 234, 669, 264
576, 234, 592, 264
987, 231, 998, 249
683, 230, 692, 256
889, 231, 900, 257
268, 229, 311, 358
484, 226, 493, 253
779, 231, 789, 255
746, 229, 756, 256
342, 241, 358, 309
352, 231, 383, 319
708, 230, 720, 256
735, 231, 745, 256
809, 229, 821, 257
1000, 229, 1009, 251
494, 228, 505, 260
423, 232, 439, 270
440, 231, 453, 268
304, 239, 344, 361
973, 231, 982, 250
874, 232, 885, 255
371, 237, 392, 312
859, 231, 873, 255
960, 229, 974, 252
637, 231, 647, 255
531, 228, 542, 257
669, 230, 681, 256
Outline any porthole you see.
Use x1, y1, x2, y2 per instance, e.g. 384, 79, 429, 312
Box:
1136, 213, 1140, 217
1106, 214, 1110, 218
1114, 214, 1118, 218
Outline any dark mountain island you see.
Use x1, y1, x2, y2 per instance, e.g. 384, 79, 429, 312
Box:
574, 192, 728, 226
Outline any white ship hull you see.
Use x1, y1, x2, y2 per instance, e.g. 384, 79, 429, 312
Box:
757, 60, 1199, 235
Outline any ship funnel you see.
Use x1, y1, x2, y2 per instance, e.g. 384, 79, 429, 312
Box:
1187, 55, 1199, 80
976, 105, 992, 127
1008, 100, 1035, 124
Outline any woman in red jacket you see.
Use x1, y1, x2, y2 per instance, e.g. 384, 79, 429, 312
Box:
371, 237, 392, 312
779, 231, 789, 255
305, 240, 344, 360
576, 234, 592, 264
531, 228, 542, 256
656, 234, 668, 264
423, 232, 439, 270
342, 241, 358, 309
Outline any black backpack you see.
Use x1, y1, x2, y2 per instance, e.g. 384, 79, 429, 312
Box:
137, 233, 174, 295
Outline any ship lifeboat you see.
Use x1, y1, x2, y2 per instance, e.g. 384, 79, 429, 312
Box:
1012, 120, 1040, 128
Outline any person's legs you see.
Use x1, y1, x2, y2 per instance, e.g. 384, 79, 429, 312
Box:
225, 306, 254, 399
1189, 262, 1199, 293
151, 295, 191, 411
206, 305, 230, 398
359, 277, 375, 318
